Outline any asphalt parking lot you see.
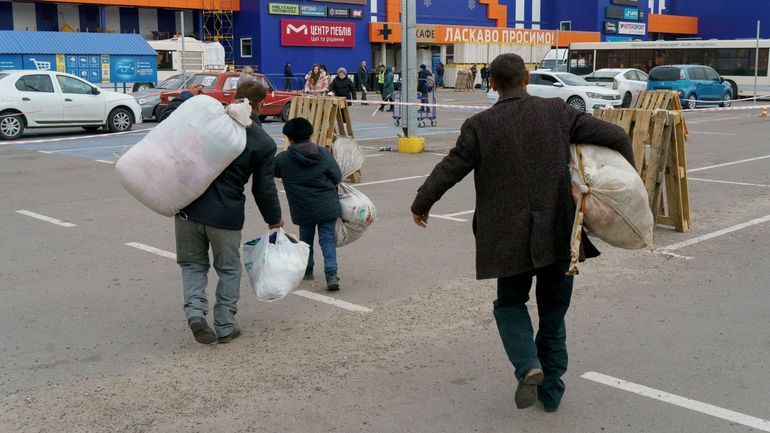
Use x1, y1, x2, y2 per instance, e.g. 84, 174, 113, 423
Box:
1, 90, 769, 433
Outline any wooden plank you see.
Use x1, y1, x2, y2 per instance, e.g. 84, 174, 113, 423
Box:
644, 111, 668, 205
650, 113, 674, 221
631, 91, 645, 109
673, 113, 691, 231
342, 104, 354, 137
631, 110, 652, 174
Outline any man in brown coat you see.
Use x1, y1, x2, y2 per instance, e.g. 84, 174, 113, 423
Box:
411, 53, 633, 412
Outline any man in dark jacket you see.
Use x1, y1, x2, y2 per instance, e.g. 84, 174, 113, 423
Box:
357, 60, 369, 102
283, 63, 294, 91
329, 67, 357, 101
417, 64, 433, 112
160, 81, 284, 345
480, 64, 489, 90
274, 118, 343, 291
411, 53, 633, 412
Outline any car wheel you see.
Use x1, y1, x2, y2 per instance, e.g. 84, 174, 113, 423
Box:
82, 126, 101, 132
567, 96, 587, 112
132, 82, 154, 92
720, 92, 732, 108
280, 103, 291, 123
687, 94, 697, 110
622, 92, 633, 108
153, 105, 163, 121
0, 112, 24, 140
108, 108, 133, 132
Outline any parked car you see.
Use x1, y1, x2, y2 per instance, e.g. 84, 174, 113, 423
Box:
487, 71, 622, 112
647, 65, 733, 109
584, 68, 648, 108
159, 71, 295, 122
0, 70, 142, 140
133, 73, 193, 120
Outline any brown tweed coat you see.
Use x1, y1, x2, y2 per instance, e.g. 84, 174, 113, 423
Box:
411, 87, 634, 279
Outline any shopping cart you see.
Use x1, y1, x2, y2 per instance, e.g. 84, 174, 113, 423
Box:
392, 84, 438, 127
29, 58, 51, 71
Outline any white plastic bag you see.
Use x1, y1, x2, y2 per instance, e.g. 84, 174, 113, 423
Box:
569, 144, 654, 250
116, 95, 250, 216
331, 138, 375, 247
335, 182, 376, 247
241, 229, 309, 302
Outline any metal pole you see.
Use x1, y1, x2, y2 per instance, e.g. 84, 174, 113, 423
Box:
754, 20, 760, 113
555, 27, 560, 68
401, 0, 417, 137
180, 11, 186, 77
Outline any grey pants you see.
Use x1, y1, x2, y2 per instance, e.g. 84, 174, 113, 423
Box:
175, 216, 242, 337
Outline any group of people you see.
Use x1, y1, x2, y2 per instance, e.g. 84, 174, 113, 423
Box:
160, 53, 633, 415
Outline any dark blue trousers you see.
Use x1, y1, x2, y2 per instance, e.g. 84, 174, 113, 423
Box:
494, 261, 574, 408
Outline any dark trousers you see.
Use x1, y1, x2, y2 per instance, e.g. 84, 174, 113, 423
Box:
494, 261, 574, 408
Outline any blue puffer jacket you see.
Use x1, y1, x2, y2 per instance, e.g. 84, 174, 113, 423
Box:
274, 141, 342, 226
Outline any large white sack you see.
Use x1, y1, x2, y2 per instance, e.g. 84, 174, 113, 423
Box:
569, 144, 654, 249
115, 95, 250, 216
331, 137, 374, 247
241, 229, 309, 302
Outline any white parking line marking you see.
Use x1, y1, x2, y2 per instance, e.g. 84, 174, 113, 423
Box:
292, 290, 372, 313
354, 175, 428, 187
656, 250, 694, 260
688, 131, 736, 136
95, 159, 116, 164
364, 153, 389, 158
3, 129, 148, 146
688, 154, 770, 173
581, 372, 770, 432
689, 177, 770, 188
15, 210, 76, 227
432, 209, 474, 222
125, 242, 177, 260
658, 214, 770, 253
38, 145, 128, 154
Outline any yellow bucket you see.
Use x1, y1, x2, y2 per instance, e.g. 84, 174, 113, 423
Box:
398, 136, 425, 153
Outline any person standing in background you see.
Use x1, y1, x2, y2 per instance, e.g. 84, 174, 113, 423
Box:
380, 65, 394, 112
436, 62, 445, 88
357, 60, 369, 103
376, 64, 386, 95
480, 64, 490, 91
329, 67, 357, 102
469, 64, 478, 88
284, 63, 294, 91
304, 64, 329, 94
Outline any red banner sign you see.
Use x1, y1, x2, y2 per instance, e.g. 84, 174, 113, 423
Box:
281, 19, 356, 47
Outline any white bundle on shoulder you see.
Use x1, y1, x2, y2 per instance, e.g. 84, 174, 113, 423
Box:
568, 144, 654, 273
116, 95, 252, 216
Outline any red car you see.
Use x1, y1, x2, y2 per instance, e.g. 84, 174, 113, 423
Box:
159, 71, 295, 122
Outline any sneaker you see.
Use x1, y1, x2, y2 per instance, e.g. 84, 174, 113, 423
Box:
188, 317, 217, 345
515, 368, 544, 409
304, 267, 314, 281
218, 326, 242, 344
326, 274, 340, 291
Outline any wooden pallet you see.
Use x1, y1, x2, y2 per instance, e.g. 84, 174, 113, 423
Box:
285, 96, 362, 182
594, 108, 691, 232
631, 90, 689, 139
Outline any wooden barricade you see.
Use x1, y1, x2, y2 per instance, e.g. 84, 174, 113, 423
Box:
631, 90, 689, 139
285, 96, 362, 182
594, 107, 691, 232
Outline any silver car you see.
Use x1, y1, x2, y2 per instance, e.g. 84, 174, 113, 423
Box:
132, 74, 193, 120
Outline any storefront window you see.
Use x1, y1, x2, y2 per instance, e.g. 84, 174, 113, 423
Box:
157, 50, 173, 71
241, 38, 252, 58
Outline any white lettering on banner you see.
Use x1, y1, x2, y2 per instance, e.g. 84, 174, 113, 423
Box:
309, 24, 352, 36
443, 26, 554, 45
618, 21, 646, 35
287, 24, 308, 34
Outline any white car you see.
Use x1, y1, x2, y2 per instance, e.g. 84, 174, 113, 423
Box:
0, 70, 142, 140
584, 68, 648, 108
487, 72, 622, 112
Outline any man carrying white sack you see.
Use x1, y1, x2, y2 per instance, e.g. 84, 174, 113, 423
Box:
410, 53, 634, 412
159, 81, 284, 345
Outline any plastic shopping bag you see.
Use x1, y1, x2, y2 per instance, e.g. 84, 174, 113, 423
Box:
331, 137, 375, 247
568, 144, 654, 273
116, 95, 251, 216
241, 229, 309, 302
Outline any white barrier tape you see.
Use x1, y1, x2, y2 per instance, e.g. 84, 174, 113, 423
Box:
682, 104, 769, 113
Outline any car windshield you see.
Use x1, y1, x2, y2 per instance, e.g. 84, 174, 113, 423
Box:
650, 67, 683, 81
157, 75, 188, 89
555, 73, 589, 86
539, 59, 565, 69
189, 74, 218, 89
590, 70, 620, 79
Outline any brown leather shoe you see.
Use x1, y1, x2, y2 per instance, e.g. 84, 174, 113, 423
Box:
515, 368, 544, 409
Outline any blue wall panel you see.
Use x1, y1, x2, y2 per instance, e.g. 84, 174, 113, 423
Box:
664, 0, 770, 39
